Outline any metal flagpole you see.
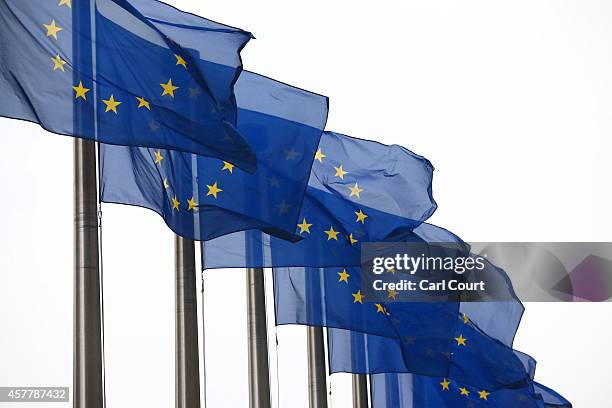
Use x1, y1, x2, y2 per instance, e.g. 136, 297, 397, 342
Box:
307, 327, 328, 408
175, 236, 201, 408
73, 0, 104, 404
246, 267, 271, 408
74, 139, 104, 408
352, 374, 369, 408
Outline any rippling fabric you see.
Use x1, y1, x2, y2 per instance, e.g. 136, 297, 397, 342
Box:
202, 131, 436, 268
100, 71, 328, 240
0, 0, 259, 169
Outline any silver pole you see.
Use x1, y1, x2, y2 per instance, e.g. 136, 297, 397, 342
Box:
246, 268, 271, 408
175, 236, 201, 408
352, 374, 369, 408
307, 327, 328, 408
200, 270, 208, 408
74, 138, 104, 408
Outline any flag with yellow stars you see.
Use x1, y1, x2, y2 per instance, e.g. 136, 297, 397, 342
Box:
202, 131, 437, 268
370, 373, 571, 408
328, 267, 571, 407
0, 0, 263, 170
100, 71, 328, 241
327, 314, 532, 392
272, 224, 474, 381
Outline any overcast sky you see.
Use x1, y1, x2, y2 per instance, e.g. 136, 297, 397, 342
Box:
2, 0, 612, 406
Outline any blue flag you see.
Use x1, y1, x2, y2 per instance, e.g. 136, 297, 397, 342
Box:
272, 223, 525, 381
327, 316, 531, 391
202, 131, 436, 267
100, 71, 328, 241
370, 373, 572, 408
328, 263, 571, 406
0, 0, 261, 170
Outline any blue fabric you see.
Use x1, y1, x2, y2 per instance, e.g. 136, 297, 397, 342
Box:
202, 132, 436, 268
329, 261, 571, 407
533, 383, 573, 408
327, 317, 530, 391
370, 373, 572, 408
325, 248, 534, 391
100, 71, 328, 241
274, 224, 482, 384
0, 0, 261, 170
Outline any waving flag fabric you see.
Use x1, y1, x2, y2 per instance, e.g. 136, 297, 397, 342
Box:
328, 265, 571, 407
273, 223, 530, 382
275, 264, 459, 376
202, 131, 436, 268
0, 0, 259, 170
100, 71, 328, 241
369, 373, 571, 408
326, 316, 530, 391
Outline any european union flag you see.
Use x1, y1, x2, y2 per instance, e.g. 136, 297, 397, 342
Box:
370, 373, 572, 408
100, 71, 328, 240
275, 263, 459, 376
0, 0, 260, 170
326, 315, 531, 391
202, 131, 436, 268
329, 270, 571, 406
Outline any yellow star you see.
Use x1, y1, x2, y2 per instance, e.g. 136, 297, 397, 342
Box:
348, 233, 358, 245
175, 54, 187, 68
58, 0, 72, 7
297, 218, 312, 234
324, 226, 339, 241
51, 54, 66, 72
206, 182, 222, 199
348, 183, 363, 198
375, 303, 386, 314
440, 379, 450, 391
172, 195, 180, 210
387, 289, 399, 300
187, 197, 198, 211
136, 97, 151, 110
222, 161, 235, 173
334, 165, 347, 179
72, 82, 90, 100
102, 95, 122, 114
314, 148, 326, 163
462, 313, 469, 324
454, 334, 467, 346
43, 20, 63, 40
337, 269, 350, 283
352, 290, 364, 304
478, 390, 490, 400
163, 178, 169, 189
154, 150, 163, 165
355, 209, 368, 224
160, 79, 179, 97
459, 387, 470, 396
387, 267, 395, 274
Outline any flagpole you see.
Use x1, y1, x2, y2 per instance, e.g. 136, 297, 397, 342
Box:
175, 236, 201, 408
74, 139, 104, 408
246, 267, 271, 408
352, 374, 369, 408
307, 327, 328, 408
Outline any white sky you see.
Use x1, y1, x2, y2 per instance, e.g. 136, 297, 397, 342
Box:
2, 0, 612, 406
